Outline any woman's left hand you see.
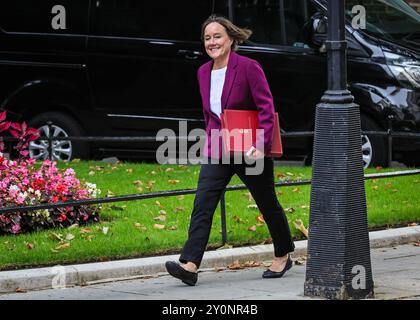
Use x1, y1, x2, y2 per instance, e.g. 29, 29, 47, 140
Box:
246, 146, 265, 159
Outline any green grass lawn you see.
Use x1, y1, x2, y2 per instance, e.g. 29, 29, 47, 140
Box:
0, 160, 419, 271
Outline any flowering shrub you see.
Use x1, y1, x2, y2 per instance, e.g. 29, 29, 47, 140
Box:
0, 111, 101, 235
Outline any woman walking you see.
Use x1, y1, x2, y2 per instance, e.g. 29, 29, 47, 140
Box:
165, 15, 295, 286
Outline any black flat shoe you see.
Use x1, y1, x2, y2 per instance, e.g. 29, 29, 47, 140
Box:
262, 255, 293, 279
165, 261, 198, 286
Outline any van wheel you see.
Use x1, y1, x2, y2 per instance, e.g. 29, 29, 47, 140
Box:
361, 114, 387, 168
27, 112, 89, 161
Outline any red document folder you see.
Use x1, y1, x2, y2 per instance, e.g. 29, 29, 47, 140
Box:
220, 109, 283, 157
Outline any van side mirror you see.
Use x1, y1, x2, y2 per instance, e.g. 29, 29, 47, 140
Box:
312, 15, 327, 53
303, 12, 328, 53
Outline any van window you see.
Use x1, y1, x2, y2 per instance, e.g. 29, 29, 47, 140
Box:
233, 0, 284, 46
345, 0, 420, 52
213, 0, 230, 17
283, 0, 319, 47
0, 0, 88, 34
233, 0, 318, 47
90, 0, 213, 41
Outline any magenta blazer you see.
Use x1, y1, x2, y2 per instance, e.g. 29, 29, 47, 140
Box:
197, 51, 276, 159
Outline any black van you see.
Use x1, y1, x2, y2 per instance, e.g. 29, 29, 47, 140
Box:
0, 0, 419, 167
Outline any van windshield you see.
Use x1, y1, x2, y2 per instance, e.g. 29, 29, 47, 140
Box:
345, 0, 420, 51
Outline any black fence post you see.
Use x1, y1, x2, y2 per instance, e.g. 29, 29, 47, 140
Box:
387, 116, 394, 168
220, 190, 227, 245
47, 121, 53, 161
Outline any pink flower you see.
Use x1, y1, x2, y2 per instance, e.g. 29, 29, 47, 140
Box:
11, 224, 21, 234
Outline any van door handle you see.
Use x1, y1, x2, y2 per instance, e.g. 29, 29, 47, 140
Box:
177, 50, 203, 60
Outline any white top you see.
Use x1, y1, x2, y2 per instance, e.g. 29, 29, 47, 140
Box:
210, 66, 227, 119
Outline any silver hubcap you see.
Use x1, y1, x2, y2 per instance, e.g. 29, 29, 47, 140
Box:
29, 125, 72, 161
361, 135, 372, 169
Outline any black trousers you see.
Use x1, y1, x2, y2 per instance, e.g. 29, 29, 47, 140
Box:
180, 157, 295, 268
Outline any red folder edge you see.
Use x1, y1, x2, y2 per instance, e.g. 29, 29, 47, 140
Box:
220, 109, 283, 158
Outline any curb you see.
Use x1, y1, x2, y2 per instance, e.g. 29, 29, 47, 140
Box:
0, 226, 419, 294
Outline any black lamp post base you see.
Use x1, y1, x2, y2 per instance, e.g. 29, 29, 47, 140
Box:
304, 102, 374, 300
304, 282, 375, 300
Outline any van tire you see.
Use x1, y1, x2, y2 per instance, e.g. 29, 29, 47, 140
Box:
360, 114, 387, 168
28, 112, 90, 160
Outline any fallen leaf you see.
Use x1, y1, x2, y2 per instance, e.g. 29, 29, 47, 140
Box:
256, 223, 265, 227
165, 168, 174, 172
263, 238, 273, 244
372, 185, 379, 190
153, 224, 165, 230
159, 210, 167, 215
126, 168, 133, 174
228, 260, 243, 270
177, 195, 185, 201
243, 261, 261, 268
248, 225, 257, 232
68, 224, 79, 230
294, 258, 305, 265
80, 228, 92, 234
146, 181, 156, 191
276, 173, 286, 179
106, 190, 115, 197
49, 233, 64, 242
214, 266, 225, 272
26, 242, 34, 250
285, 207, 296, 214
168, 226, 177, 231
293, 219, 308, 238
88, 171, 95, 176
82, 235, 94, 241
65, 234, 75, 241
408, 223, 418, 227
276, 191, 283, 196
256, 215, 265, 223
153, 215, 167, 222
15, 288, 27, 293
150, 171, 157, 175
55, 242, 71, 250
174, 206, 185, 213
286, 172, 294, 176
375, 166, 383, 171
216, 243, 233, 250
155, 201, 164, 208
292, 188, 300, 193
168, 179, 180, 185
133, 180, 144, 186
413, 242, 420, 247
136, 187, 144, 193
301, 205, 310, 209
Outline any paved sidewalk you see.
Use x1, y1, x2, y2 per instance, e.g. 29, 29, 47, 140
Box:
1, 243, 419, 300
